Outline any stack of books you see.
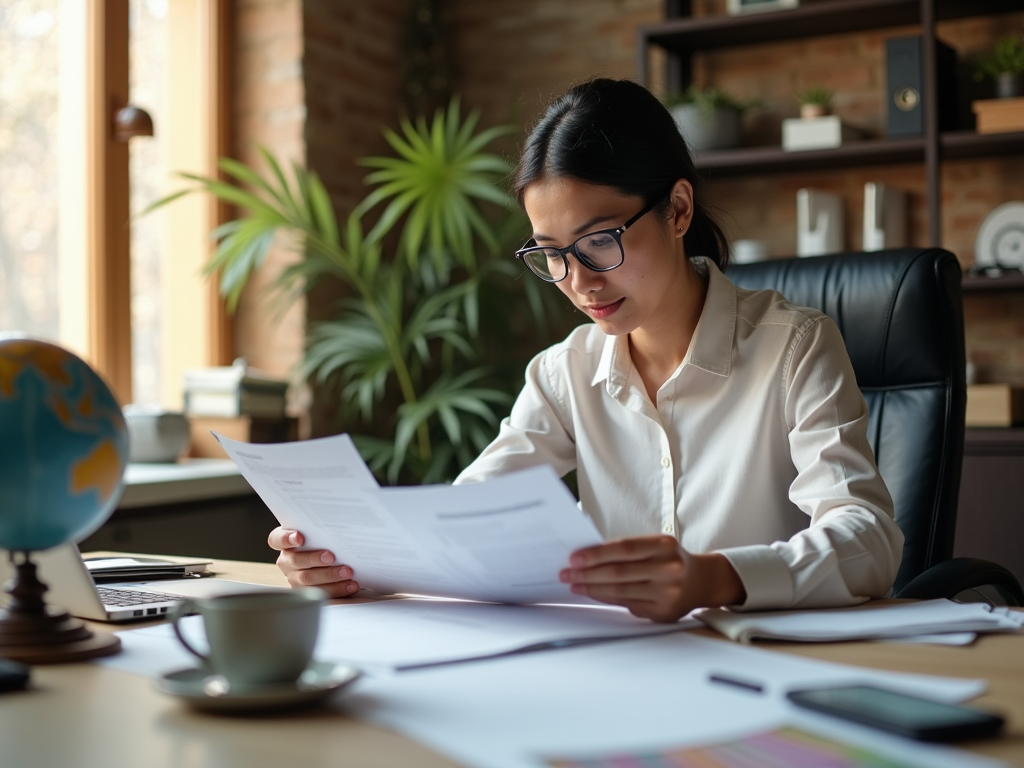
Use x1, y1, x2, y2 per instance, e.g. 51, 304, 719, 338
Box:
183, 362, 288, 419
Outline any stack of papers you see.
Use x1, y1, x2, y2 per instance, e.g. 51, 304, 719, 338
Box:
697, 599, 1024, 643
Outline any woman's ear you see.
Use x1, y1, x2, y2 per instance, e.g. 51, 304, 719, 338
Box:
670, 179, 695, 238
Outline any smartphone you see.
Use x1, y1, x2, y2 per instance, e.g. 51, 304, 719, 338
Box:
787, 685, 1004, 742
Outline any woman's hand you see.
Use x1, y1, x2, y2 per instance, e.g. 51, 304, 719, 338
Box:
559, 535, 746, 622
267, 527, 361, 599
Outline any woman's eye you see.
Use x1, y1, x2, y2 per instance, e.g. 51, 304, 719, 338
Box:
583, 235, 614, 249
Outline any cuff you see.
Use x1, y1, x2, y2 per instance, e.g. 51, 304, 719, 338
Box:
717, 545, 794, 611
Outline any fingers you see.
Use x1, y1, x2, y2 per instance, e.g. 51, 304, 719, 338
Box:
568, 535, 679, 568
560, 556, 684, 587
268, 527, 304, 551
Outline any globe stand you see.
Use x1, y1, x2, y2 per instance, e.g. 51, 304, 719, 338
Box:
0, 550, 120, 663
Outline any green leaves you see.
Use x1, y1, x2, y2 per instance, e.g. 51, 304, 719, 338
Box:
357, 97, 515, 272
148, 97, 536, 484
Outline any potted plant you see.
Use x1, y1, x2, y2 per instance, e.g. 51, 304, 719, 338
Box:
663, 86, 756, 152
975, 34, 1024, 99
151, 100, 568, 485
796, 83, 833, 120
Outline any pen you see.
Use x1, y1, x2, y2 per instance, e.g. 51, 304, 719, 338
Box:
708, 672, 765, 694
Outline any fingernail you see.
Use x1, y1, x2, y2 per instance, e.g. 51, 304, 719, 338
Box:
338, 567, 351, 579
571, 584, 585, 594
570, 555, 584, 567
288, 532, 300, 545
346, 583, 358, 594
558, 570, 569, 583
320, 551, 334, 564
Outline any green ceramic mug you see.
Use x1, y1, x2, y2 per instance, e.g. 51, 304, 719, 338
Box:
170, 587, 325, 691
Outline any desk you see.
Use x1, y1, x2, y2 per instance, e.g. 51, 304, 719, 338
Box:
3, 559, 1023, 768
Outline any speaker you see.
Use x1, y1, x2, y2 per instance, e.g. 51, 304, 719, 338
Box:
886, 36, 958, 137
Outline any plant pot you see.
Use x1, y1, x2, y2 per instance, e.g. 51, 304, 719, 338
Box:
996, 72, 1024, 99
800, 103, 829, 120
670, 104, 741, 152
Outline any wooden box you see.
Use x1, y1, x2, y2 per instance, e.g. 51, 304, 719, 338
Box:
966, 384, 1024, 427
188, 415, 299, 458
972, 97, 1024, 135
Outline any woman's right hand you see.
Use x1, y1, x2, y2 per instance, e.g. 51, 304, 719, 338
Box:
267, 527, 361, 598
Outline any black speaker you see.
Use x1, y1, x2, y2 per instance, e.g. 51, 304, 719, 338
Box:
886, 36, 958, 137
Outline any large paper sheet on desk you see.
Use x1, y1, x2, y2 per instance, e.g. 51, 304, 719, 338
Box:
215, 433, 603, 604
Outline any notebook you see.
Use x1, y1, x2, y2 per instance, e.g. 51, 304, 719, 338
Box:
0, 544, 284, 622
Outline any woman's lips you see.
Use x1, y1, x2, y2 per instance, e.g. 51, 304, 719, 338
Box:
584, 298, 625, 319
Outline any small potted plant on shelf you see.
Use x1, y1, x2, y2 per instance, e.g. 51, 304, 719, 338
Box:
663, 86, 757, 152
796, 83, 833, 120
974, 34, 1024, 99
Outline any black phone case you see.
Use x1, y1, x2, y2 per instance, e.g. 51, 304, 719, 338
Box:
787, 686, 1004, 742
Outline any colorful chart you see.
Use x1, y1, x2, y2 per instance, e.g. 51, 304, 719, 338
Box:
546, 726, 914, 768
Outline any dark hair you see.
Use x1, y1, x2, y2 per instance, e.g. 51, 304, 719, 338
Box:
513, 78, 730, 269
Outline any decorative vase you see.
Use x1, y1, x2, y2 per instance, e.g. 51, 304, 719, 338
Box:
995, 72, 1024, 99
670, 105, 741, 152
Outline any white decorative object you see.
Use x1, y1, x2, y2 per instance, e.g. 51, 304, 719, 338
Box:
974, 201, 1024, 268
727, 0, 798, 15
797, 189, 844, 257
732, 239, 771, 263
863, 182, 907, 251
782, 116, 860, 152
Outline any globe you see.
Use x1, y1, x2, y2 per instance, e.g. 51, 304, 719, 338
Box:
0, 337, 129, 552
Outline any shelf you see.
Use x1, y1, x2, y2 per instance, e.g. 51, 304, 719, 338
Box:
693, 129, 1024, 178
941, 130, 1024, 160
694, 137, 924, 177
640, 0, 1023, 55
962, 273, 1024, 293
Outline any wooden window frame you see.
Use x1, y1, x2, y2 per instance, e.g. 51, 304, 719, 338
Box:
83, 0, 232, 406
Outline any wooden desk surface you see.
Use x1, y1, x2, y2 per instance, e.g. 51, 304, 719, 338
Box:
3, 558, 1023, 768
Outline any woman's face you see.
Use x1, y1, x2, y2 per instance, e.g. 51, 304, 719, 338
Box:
522, 177, 693, 338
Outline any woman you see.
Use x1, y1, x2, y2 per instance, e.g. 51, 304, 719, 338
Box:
269, 78, 904, 622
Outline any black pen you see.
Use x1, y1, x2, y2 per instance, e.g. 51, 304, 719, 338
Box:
708, 672, 765, 694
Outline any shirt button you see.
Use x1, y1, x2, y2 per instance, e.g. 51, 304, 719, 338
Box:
660, 457, 671, 468
663, 523, 673, 533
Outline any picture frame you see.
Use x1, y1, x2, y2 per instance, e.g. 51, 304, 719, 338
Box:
726, 0, 799, 15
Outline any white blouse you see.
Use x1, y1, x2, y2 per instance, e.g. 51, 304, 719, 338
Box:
455, 258, 904, 610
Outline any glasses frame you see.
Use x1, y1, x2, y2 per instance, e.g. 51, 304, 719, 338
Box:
514, 197, 663, 283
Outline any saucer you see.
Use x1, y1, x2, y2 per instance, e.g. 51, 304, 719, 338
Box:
155, 661, 361, 712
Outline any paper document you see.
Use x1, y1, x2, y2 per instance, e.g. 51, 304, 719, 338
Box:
697, 599, 1024, 643
214, 433, 603, 604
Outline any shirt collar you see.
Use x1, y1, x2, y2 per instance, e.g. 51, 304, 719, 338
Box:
591, 256, 736, 388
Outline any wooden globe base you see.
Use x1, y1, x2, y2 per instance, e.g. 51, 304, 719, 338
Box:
0, 551, 121, 664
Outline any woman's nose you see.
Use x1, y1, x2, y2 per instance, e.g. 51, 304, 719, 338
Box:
566, 255, 602, 294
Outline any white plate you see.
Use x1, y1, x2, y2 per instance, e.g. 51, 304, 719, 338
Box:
155, 660, 361, 712
975, 201, 1024, 267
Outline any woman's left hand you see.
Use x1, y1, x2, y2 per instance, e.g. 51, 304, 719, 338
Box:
559, 535, 746, 622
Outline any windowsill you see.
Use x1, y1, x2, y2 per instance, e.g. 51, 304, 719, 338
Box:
119, 458, 253, 509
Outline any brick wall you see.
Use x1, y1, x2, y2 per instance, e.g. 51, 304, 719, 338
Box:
232, 0, 307, 386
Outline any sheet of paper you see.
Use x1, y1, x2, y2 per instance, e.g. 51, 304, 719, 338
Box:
337, 631, 994, 768
215, 433, 604, 604
697, 598, 1024, 642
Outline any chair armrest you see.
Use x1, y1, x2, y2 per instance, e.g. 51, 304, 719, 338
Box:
894, 557, 1024, 606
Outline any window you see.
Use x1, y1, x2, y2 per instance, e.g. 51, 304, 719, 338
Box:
0, 0, 230, 407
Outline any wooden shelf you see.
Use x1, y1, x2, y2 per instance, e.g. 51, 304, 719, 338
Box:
693, 129, 1024, 177
962, 273, 1024, 293
695, 137, 924, 177
639, 0, 1023, 55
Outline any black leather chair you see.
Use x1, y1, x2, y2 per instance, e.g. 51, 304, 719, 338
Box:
727, 247, 1023, 604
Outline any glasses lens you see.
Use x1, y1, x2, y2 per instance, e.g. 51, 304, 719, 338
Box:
523, 248, 566, 282
575, 232, 623, 270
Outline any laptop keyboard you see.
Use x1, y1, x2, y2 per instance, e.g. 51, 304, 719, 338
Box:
96, 586, 181, 607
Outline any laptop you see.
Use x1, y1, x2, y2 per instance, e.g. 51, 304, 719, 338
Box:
0, 544, 284, 622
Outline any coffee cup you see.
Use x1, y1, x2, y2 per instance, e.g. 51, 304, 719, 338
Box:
170, 588, 325, 691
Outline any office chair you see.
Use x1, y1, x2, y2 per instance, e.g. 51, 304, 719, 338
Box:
727, 247, 1024, 605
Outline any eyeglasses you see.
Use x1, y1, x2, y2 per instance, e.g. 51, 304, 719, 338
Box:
514, 197, 662, 283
